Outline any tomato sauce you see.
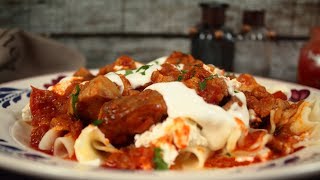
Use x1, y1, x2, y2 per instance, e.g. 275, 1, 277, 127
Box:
205, 153, 260, 168
267, 125, 300, 157
102, 147, 155, 170
29, 87, 83, 150
272, 91, 287, 100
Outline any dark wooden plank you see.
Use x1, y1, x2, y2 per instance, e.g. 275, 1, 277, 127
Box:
27, 0, 123, 33
1, 0, 318, 36
54, 36, 190, 68
292, 0, 320, 36
0, 0, 30, 30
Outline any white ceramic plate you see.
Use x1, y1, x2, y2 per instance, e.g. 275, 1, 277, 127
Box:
0, 72, 320, 180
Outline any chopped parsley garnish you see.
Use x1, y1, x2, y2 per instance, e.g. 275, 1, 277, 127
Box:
177, 70, 187, 81
207, 74, 215, 80
153, 147, 168, 170
234, 90, 239, 93
124, 69, 133, 76
136, 65, 151, 75
181, 70, 187, 74
92, 119, 104, 126
199, 75, 216, 91
199, 80, 207, 91
71, 85, 80, 118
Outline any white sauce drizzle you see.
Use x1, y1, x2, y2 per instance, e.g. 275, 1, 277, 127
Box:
227, 94, 249, 126
176, 64, 184, 70
48, 76, 83, 95
113, 65, 124, 71
125, 64, 162, 89
224, 77, 250, 126
146, 82, 243, 151
104, 72, 124, 94
115, 56, 167, 89
203, 64, 224, 75
147, 56, 167, 66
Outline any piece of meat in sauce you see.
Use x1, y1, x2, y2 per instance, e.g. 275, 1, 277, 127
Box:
237, 74, 298, 129
98, 55, 139, 75
70, 75, 121, 122
73, 67, 95, 81
165, 51, 203, 70
183, 66, 229, 105
98, 89, 167, 147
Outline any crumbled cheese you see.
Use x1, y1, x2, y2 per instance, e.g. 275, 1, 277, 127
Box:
135, 117, 208, 166
21, 103, 31, 122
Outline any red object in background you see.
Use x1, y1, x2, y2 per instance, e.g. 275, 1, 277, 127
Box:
298, 27, 320, 89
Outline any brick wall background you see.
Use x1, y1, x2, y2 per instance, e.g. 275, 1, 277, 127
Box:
1, 0, 320, 82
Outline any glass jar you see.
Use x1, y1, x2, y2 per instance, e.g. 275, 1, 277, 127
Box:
297, 27, 320, 89
234, 10, 275, 77
190, 2, 235, 72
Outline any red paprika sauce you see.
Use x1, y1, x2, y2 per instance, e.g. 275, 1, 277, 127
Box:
29, 84, 83, 153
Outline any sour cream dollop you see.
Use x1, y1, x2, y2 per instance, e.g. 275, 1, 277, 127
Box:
145, 82, 245, 151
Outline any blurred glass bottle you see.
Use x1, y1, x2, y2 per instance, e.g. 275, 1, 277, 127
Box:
298, 27, 320, 89
190, 2, 235, 71
234, 10, 275, 77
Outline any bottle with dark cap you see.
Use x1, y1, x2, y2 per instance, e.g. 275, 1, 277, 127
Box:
234, 10, 275, 77
190, 2, 235, 71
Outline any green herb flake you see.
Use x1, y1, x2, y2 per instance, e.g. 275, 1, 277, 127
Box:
153, 148, 168, 170
199, 80, 207, 91
124, 70, 133, 76
199, 75, 216, 91
234, 90, 239, 93
71, 85, 80, 118
206, 75, 214, 80
136, 65, 151, 75
181, 70, 187, 74
177, 69, 188, 82
92, 119, 104, 126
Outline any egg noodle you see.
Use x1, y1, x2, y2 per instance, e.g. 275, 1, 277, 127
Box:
22, 52, 320, 170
